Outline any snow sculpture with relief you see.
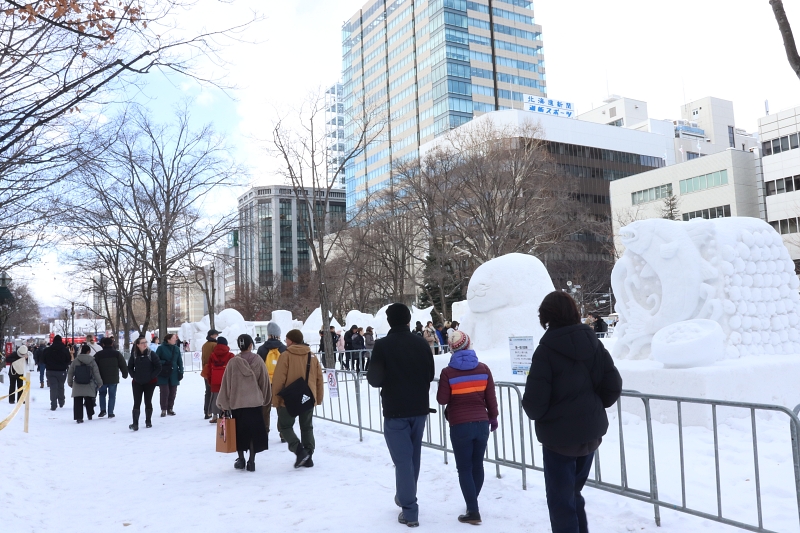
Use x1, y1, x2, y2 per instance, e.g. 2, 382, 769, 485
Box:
459, 253, 555, 351
612, 217, 800, 363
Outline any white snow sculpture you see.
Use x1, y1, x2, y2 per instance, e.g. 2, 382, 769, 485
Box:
459, 253, 555, 351
270, 310, 295, 339
300, 307, 342, 341
370, 304, 434, 336
344, 310, 377, 332
179, 309, 254, 353
451, 300, 469, 324
612, 217, 800, 361
651, 319, 724, 368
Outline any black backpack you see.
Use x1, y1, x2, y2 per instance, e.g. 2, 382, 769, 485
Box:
74, 363, 92, 385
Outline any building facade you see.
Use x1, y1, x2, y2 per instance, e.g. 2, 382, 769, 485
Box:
326, 83, 346, 186
341, 0, 547, 214
237, 186, 347, 287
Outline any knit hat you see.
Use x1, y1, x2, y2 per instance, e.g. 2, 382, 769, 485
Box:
17, 345, 28, 356
216, 336, 228, 346
386, 303, 411, 327
267, 322, 281, 338
286, 329, 304, 344
449, 330, 471, 352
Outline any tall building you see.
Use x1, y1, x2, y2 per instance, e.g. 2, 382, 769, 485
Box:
325, 83, 346, 186
341, 0, 546, 214
237, 186, 347, 287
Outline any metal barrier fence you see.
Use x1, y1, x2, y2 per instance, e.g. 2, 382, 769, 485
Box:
314, 370, 800, 533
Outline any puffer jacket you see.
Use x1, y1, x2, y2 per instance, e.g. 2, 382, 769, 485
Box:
271, 344, 324, 408
206, 343, 234, 393
216, 351, 271, 411
156, 342, 183, 386
437, 349, 498, 426
67, 353, 103, 397
127, 348, 162, 385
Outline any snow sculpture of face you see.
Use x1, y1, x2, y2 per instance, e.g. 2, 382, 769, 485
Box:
467, 253, 553, 314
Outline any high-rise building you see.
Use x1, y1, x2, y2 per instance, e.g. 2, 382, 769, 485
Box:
341, 0, 546, 214
325, 83, 346, 186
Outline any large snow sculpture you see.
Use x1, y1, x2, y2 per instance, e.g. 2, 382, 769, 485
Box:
650, 319, 724, 368
179, 309, 255, 352
612, 218, 800, 361
459, 253, 555, 351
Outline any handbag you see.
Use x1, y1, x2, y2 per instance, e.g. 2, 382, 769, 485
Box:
277, 353, 315, 417
216, 415, 237, 453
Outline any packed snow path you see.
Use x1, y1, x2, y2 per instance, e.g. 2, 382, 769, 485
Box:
0, 373, 785, 532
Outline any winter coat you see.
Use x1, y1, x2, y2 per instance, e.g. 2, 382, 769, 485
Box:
156, 342, 183, 386
257, 339, 287, 362
364, 332, 375, 351
351, 333, 365, 350
343, 330, 354, 351
367, 325, 435, 418
6, 353, 22, 376
43, 341, 71, 371
271, 344, 324, 408
435, 329, 446, 347
94, 347, 129, 385
67, 353, 103, 397
206, 343, 234, 393
423, 326, 437, 347
86, 342, 101, 357
33, 346, 46, 367
201, 339, 216, 368
522, 324, 622, 450
216, 351, 272, 411
437, 350, 498, 427
336, 334, 345, 352
127, 348, 162, 385
593, 319, 608, 334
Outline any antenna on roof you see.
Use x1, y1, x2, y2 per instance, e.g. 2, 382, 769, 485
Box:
765, 100, 770, 116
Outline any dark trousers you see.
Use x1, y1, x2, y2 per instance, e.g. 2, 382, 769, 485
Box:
7, 373, 23, 403
450, 421, 490, 512
542, 447, 595, 533
46, 370, 67, 408
98, 383, 118, 415
73, 396, 96, 421
159, 384, 177, 411
277, 406, 315, 453
384, 415, 427, 522
38, 364, 46, 384
204, 379, 212, 416
132, 381, 156, 410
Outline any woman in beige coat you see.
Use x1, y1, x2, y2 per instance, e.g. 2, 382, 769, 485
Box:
217, 334, 271, 472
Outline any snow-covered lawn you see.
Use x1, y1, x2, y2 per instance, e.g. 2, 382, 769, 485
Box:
1, 372, 793, 532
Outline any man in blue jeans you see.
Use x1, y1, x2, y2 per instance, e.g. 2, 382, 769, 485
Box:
367, 303, 435, 528
94, 337, 129, 418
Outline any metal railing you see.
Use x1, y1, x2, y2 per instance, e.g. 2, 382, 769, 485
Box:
314, 370, 800, 533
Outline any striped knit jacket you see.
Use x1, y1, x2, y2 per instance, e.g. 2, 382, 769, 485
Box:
436, 350, 499, 426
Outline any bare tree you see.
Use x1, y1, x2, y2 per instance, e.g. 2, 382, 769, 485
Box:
771, 0, 800, 80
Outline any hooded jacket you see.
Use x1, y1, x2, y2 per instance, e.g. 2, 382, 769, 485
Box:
67, 353, 103, 397
43, 340, 72, 371
271, 344, 324, 409
522, 324, 622, 450
94, 347, 129, 385
216, 351, 272, 411
257, 338, 287, 362
437, 350, 498, 427
206, 343, 234, 393
156, 342, 183, 387
127, 348, 162, 385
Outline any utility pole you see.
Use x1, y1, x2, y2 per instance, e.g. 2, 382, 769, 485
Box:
71, 302, 75, 344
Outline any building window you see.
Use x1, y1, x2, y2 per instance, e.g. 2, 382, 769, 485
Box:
609, 107, 616, 118
682, 204, 731, 221
763, 135, 800, 156
687, 152, 700, 160
765, 176, 800, 196
608, 118, 624, 127
679, 169, 729, 194
631, 183, 673, 205
728, 126, 735, 148
792, 133, 800, 150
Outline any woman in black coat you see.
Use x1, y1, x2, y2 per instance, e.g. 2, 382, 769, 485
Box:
522, 292, 622, 533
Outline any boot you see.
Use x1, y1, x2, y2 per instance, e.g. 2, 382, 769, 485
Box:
40, 382, 43, 388
458, 511, 481, 525
129, 409, 140, 431
161, 410, 167, 417
210, 415, 218, 424
145, 408, 153, 428
293, 444, 310, 468
303, 452, 314, 468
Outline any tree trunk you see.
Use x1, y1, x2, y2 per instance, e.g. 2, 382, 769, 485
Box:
771, 0, 800, 80
157, 274, 168, 340
210, 268, 217, 330
319, 272, 335, 369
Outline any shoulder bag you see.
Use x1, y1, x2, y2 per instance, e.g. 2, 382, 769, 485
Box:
277, 353, 315, 417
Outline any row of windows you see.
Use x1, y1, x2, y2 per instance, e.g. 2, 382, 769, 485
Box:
389, 67, 415, 92
631, 184, 673, 205
496, 0, 533, 8
762, 133, 800, 156
491, 7, 534, 25
495, 39, 541, 56
364, 72, 387, 94
683, 204, 731, 221
557, 163, 633, 182
389, 51, 415, 75
429, 0, 467, 15
364, 42, 386, 67
679, 169, 729, 195
433, 96, 473, 116
434, 78, 472, 98
388, 20, 412, 45
468, 50, 539, 72
390, 83, 416, 107
493, 23, 540, 41
433, 61, 471, 81
387, 4, 413, 30
548, 142, 665, 168
496, 71, 541, 89
392, 115, 417, 136
771, 217, 800, 235
765, 175, 800, 196
570, 193, 610, 205
473, 101, 495, 112
467, 17, 489, 30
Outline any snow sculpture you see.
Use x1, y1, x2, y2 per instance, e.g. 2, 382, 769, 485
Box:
344, 310, 377, 332
650, 319, 724, 368
300, 307, 342, 341
270, 310, 295, 340
612, 217, 800, 362
178, 309, 254, 353
370, 304, 434, 335
459, 253, 555, 351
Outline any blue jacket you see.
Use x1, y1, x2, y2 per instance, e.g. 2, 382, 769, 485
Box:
435, 329, 445, 346
156, 342, 184, 386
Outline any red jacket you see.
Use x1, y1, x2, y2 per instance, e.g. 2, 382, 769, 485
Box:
205, 344, 234, 393
436, 351, 498, 426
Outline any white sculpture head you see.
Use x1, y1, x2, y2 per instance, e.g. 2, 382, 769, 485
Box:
618, 219, 662, 256
467, 253, 553, 314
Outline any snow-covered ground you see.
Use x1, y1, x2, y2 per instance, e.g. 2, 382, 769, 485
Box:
2, 372, 797, 532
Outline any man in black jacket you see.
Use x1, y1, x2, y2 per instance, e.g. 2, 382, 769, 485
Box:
94, 337, 129, 418
43, 336, 72, 410
367, 303, 435, 528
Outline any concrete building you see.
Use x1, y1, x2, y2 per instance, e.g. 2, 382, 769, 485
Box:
326, 83, 346, 186
578, 95, 649, 129
237, 186, 346, 287
759, 105, 800, 262
341, 0, 546, 214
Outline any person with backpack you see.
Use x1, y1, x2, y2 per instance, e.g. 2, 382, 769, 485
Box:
256, 322, 286, 439
201, 328, 219, 420
156, 333, 183, 417
94, 337, 129, 418
43, 335, 71, 410
127, 336, 162, 431
6, 345, 28, 404
33, 342, 46, 388
351, 327, 366, 372
67, 344, 103, 423
272, 329, 324, 468
522, 292, 622, 533
205, 336, 234, 424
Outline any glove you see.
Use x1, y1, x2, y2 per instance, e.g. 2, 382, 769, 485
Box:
489, 419, 498, 432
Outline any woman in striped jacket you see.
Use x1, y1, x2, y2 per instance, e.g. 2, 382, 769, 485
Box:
436, 331, 498, 526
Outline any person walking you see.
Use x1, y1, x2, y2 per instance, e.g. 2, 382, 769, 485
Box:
423, 321, 437, 354
201, 329, 219, 420
435, 325, 447, 354
127, 336, 162, 431
436, 331, 498, 525
590, 312, 608, 337
343, 325, 357, 370
85, 334, 101, 357
256, 323, 286, 439
522, 291, 622, 533
43, 335, 71, 410
6, 346, 28, 404
94, 337, 129, 418
367, 303, 435, 528
205, 336, 234, 423
351, 327, 365, 372
33, 342, 47, 388
156, 333, 183, 417
335, 329, 345, 369
216, 334, 272, 472
363, 326, 375, 371
67, 344, 103, 423
272, 329, 324, 468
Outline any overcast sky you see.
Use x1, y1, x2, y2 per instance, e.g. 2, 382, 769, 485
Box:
26, 0, 800, 307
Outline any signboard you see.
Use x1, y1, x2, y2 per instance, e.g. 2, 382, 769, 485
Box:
522, 95, 576, 118
509, 336, 535, 376
325, 369, 339, 399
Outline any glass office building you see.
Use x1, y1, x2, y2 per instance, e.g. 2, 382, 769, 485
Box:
341, 0, 546, 214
